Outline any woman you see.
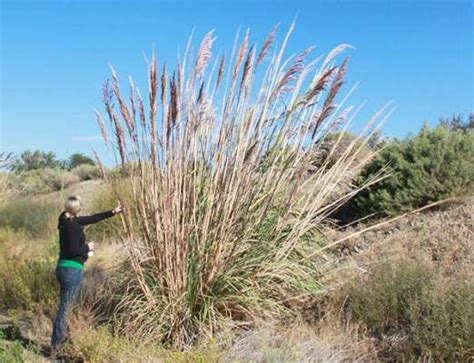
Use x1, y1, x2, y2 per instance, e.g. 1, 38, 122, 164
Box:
51, 195, 123, 351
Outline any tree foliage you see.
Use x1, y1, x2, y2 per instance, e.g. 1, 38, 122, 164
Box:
8, 150, 96, 173
66, 153, 95, 170
9, 150, 61, 172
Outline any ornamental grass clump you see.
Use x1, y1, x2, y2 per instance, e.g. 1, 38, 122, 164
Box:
94, 24, 390, 348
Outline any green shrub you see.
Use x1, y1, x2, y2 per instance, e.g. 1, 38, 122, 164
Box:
72, 164, 101, 181
347, 124, 474, 219
66, 153, 96, 170
411, 281, 474, 361
41, 168, 80, 190
344, 260, 474, 361
0, 231, 58, 313
0, 197, 59, 238
0, 338, 25, 363
346, 261, 434, 332
0, 257, 58, 313
10, 169, 50, 195
11, 168, 80, 195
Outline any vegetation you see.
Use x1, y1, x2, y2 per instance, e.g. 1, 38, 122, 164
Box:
66, 153, 95, 170
8, 150, 97, 173
2, 151, 101, 195
0, 198, 58, 238
0, 338, 26, 363
94, 26, 388, 347
0, 237, 58, 313
0, 153, 14, 205
71, 164, 101, 181
0, 27, 471, 362
8, 150, 62, 172
343, 259, 474, 361
344, 118, 474, 221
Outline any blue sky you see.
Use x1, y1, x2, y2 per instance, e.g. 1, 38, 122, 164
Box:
1, 0, 472, 162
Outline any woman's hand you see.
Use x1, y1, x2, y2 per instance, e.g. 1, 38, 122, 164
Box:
87, 241, 96, 251
112, 204, 124, 215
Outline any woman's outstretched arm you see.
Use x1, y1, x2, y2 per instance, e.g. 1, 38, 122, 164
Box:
75, 205, 123, 226
75, 210, 115, 226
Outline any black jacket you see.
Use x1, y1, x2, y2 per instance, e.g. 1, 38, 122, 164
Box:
57, 210, 114, 264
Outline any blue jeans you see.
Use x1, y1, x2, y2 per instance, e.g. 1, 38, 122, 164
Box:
51, 266, 83, 349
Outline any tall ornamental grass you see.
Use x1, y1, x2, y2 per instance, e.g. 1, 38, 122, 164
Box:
94, 24, 390, 347
0, 152, 14, 205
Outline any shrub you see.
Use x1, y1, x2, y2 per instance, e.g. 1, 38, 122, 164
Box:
10, 168, 80, 195
0, 338, 25, 363
41, 168, 80, 191
72, 164, 101, 181
66, 153, 95, 170
346, 261, 434, 333
411, 281, 474, 361
347, 124, 474, 220
9, 169, 50, 195
0, 231, 58, 313
0, 256, 58, 313
0, 197, 58, 238
94, 26, 388, 347
344, 260, 474, 361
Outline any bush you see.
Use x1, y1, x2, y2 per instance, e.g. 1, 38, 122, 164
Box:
0, 198, 58, 238
411, 281, 474, 361
347, 124, 474, 220
66, 153, 96, 170
11, 168, 80, 195
0, 230, 58, 313
41, 168, 80, 191
72, 164, 101, 181
0, 338, 25, 363
344, 260, 474, 361
10, 169, 50, 195
0, 256, 58, 313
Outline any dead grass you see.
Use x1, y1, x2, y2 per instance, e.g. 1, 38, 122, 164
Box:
332, 197, 473, 279
223, 319, 377, 363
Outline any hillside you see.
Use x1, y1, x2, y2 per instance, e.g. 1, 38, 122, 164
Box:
1, 179, 472, 361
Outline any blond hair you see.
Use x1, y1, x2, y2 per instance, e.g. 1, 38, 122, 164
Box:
64, 195, 82, 218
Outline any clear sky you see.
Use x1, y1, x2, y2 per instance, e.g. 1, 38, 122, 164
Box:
1, 0, 473, 161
